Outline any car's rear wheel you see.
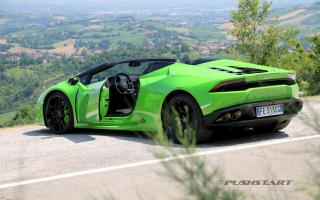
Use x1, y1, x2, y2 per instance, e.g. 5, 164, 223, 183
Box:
254, 120, 291, 133
162, 94, 212, 144
44, 92, 74, 134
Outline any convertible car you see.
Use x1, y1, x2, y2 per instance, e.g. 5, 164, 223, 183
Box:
35, 58, 303, 143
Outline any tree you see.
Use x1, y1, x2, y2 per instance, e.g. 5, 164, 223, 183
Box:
230, 0, 299, 66
306, 34, 320, 94
308, 34, 320, 67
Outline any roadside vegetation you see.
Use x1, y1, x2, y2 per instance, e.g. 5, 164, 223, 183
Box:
0, 106, 34, 128
147, 105, 245, 200
231, 0, 320, 96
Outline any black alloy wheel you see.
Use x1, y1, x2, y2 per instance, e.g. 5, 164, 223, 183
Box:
162, 94, 213, 144
45, 92, 74, 134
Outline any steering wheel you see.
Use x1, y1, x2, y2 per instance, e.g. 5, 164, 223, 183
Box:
114, 73, 135, 95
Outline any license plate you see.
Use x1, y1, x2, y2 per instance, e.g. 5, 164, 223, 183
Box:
256, 104, 284, 118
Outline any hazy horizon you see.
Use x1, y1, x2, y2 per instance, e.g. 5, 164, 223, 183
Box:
1, 0, 319, 14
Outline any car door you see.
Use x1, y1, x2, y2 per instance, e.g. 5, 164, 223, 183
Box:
76, 80, 106, 123
99, 81, 110, 118
76, 67, 115, 123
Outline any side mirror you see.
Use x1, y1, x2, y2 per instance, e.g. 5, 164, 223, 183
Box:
68, 77, 79, 85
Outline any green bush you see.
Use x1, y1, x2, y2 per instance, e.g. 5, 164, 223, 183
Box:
3, 105, 35, 127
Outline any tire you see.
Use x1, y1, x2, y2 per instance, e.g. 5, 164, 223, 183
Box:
162, 94, 212, 144
254, 120, 291, 133
44, 92, 74, 134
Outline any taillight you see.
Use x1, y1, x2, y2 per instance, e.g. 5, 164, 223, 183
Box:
209, 79, 245, 92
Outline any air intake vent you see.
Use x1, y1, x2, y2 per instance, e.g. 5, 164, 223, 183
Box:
211, 66, 267, 75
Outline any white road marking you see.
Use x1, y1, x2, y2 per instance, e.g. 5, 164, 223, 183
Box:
0, 134, 319, 190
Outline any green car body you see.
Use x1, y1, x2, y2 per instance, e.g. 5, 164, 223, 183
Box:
36, 58, 303, 140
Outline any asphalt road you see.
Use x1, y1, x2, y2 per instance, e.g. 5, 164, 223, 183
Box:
0, 97, 319, 200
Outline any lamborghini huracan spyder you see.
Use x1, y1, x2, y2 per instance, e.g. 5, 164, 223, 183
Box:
36, 58, 303, 143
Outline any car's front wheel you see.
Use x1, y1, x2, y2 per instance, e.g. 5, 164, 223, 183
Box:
44, 92, 74, 134
162, 94, 212, 144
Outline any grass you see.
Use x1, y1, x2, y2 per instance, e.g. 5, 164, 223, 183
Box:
271, 7, 297, 18
280, 13, 316, 25
42, 72, 66, 84
149, 106, 245, 200
179, 36, 198, 46
8, 43, 40, 54
166, 27, 190, 33
4, 68, 34, 80
111, 33, 145, 46
144, 21, 168, 30
277, 9, 306, 20
8, 25, 43, 38
190, 26, 226, 41
50, 39, 76, 54
83, 25, 103, 30
0, 111, 16, 125
52, 39, 75, 48
217, 22, 234, 31
122, 34, 145, 45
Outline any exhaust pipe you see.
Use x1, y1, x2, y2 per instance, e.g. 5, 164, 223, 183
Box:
216, 110, 242, 123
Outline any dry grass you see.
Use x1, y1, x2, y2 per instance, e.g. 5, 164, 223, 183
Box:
83, 25, 103, 30
8, 39, 77, 55
218, 8, 313, 30
280, 13, 316, 25
49, 39, 76, 55
217, 22, 234, 31
8, 44, 39, 54
278, 9, 306, 20
166, 27, 190, 33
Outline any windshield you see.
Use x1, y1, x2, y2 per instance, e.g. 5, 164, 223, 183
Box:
80, 59, 175, 84
89, 62, 149, 83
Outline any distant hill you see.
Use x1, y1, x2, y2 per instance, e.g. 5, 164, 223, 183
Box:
276, 2, 320, 35
217, 1, 320, 37
0, 0, 318, 14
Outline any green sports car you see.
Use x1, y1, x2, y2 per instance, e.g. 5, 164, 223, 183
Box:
35, 58, 303, 143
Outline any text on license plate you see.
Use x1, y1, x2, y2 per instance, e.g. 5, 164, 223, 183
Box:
256, 104, 284, 118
